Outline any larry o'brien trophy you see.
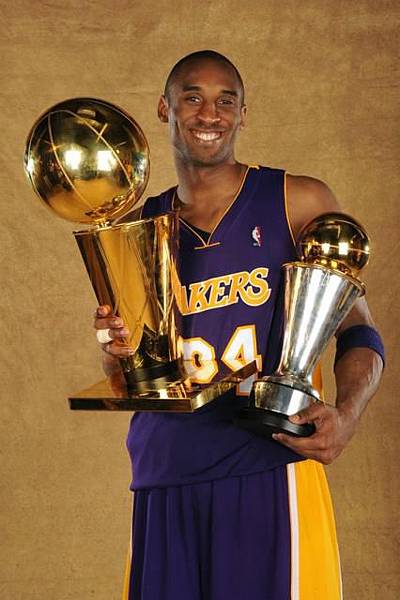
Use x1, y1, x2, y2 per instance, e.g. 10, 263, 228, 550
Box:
236, 212, 370, 437
24, 98, 256, 411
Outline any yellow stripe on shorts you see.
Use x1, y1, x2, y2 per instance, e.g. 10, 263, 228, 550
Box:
287, 460, 342, 600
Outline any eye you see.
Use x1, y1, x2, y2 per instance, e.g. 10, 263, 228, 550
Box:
185, 95, 201, 104
218, 97, 236, 106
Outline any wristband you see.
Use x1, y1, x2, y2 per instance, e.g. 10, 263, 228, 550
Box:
335, 325, 385, 367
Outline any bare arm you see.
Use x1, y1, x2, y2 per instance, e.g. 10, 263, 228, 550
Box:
273, 346, 383, 464
286, 174, 341, 239
274, 174, 384, 463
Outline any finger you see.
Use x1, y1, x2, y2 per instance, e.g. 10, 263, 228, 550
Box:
94, 315, 124, 330
272, 432, 312, 458
102, 341, 134, 358
106, 327, 130, 341
272, 431, 323, 456
96, 328, 130, 343
288, 402, 327, 425
95, 304, 112, 318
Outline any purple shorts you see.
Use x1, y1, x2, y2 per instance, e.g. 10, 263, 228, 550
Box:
124, 461, 342, 600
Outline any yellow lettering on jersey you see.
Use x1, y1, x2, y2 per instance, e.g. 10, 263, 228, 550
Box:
208, 275, 230, 309
227, 271, 250, 305
174, 267, 271, 316
171, 260, 190, 314
188, 281, 212, 312
240, 267, 271, 306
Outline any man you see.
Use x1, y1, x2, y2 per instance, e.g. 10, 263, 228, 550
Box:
95, 51, 384, 599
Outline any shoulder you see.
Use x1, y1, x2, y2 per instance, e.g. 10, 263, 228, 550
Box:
286, 174, 341, 240
255, 164, 284, 177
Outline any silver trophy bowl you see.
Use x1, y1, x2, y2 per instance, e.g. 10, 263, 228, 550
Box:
236, 212, 370, 437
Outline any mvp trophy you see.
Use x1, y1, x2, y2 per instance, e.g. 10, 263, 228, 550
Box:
236, 212, 370, 437
24, 98, 255, 411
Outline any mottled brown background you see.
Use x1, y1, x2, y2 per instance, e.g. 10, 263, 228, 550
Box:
0, 1, 398, 598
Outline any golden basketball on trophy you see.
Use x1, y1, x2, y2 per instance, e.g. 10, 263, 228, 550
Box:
24, 97, 149, 224
24, 98, 256, 411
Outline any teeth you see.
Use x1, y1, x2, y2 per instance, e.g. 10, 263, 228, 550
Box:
192, 130, 221, 141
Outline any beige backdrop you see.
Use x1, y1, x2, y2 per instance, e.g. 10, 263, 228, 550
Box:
0, 1, 398, 599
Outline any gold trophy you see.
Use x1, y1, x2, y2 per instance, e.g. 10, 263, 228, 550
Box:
24, 98, 256, 411
236, 212, 370, 436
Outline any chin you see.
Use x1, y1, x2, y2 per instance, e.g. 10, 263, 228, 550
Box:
185, 149, 230, 168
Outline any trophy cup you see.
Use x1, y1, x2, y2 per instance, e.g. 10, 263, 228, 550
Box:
236, 212, 370, 437
24, 97, 256, 412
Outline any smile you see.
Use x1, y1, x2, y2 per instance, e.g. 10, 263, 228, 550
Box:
190, 129, 223, 142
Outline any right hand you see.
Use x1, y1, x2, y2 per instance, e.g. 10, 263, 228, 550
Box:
93, 304, 134, 358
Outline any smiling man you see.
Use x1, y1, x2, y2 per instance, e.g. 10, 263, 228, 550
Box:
95, 50, 384, 600
161, 53, 246, 168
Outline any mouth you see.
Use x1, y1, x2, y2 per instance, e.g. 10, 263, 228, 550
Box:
190, 129, 224, 144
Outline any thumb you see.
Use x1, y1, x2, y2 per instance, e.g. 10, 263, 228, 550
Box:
289, 403, 321, 424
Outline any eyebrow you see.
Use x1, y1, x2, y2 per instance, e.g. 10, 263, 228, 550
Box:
181, 84, 238, 97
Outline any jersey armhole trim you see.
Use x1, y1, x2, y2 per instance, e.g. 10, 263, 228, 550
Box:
284, 171, 297, 252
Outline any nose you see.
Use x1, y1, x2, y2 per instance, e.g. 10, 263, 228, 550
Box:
197, 101, 221, 126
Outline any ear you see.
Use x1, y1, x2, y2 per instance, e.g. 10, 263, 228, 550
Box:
239, 104, 247, 129
158, 95, 169, 123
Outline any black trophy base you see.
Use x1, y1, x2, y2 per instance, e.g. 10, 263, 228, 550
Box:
234, 406, 315, 438
121, 357, 185, 393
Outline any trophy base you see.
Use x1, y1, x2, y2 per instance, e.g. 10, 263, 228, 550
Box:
234, 378, 317, 438
234, 406, 315, 438
69, 361, 257, 412
121, 358, 185, 392
253, 378, 317, 415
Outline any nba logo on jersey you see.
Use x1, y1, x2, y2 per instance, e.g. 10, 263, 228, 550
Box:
252, 226, 262, 247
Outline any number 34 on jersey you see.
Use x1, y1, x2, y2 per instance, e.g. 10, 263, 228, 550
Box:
178, 325, 262, 395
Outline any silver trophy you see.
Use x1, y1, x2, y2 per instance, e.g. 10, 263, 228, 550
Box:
236, 212, 370, 437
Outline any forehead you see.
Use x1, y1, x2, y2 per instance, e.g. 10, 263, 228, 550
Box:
170, 59, 242, 96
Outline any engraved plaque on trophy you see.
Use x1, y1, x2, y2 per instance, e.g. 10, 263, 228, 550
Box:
236, 212, 370, 436
24, 97, 256, 411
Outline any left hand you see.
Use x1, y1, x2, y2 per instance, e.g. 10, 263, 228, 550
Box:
272, 402, 357, 465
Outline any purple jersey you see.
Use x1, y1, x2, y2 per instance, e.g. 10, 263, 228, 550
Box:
127, 166, 305, 489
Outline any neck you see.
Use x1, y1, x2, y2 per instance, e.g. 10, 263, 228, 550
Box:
174, 158, 246, 205
172, 157, 248, 231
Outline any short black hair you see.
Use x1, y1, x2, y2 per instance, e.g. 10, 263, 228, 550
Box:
164, 50, 245, 105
